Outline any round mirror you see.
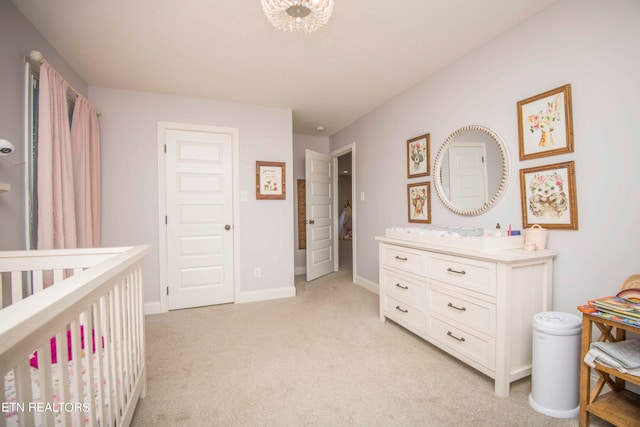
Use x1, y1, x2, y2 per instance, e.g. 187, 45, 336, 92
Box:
433, 125, 510, 216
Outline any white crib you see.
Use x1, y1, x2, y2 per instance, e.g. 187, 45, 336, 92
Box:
0, 245, 150, 427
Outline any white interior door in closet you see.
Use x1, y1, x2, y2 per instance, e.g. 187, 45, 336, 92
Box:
160, 123, 237, 310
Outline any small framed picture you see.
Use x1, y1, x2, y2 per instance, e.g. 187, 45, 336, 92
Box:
517, 84, 574, 160
256, 161, 285, 199
407, 133, 430, 178
520, 161, 578, 229
407, 182, 431, 223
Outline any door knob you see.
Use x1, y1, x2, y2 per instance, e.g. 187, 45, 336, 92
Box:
225, 224, 231, 230
309, 220, 315, 224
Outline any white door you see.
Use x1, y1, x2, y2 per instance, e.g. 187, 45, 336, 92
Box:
164, 126, 235, 310
448, 142, 488, 210
305, 149, 334, 281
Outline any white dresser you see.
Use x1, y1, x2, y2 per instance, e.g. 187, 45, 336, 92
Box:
377, 236, 557, 397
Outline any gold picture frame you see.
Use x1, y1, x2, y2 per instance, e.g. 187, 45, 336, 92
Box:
517, 84, 574, 160
519, 161, 578, 230
256, 161, 285, 200
407, 182, 431, 223
407, 133, 430, 178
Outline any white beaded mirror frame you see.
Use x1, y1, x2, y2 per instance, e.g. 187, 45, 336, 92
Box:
433, 125, 510, 216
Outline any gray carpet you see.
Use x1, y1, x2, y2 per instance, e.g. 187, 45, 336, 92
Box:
131, 269, 595, 426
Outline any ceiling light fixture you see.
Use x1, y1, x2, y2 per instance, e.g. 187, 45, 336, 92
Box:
261, 0, 335, 33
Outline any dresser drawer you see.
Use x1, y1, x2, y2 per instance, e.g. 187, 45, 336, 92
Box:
426, 314, 495, 371
380, 268, 425, 308
427, 284, 496, 336
382, 294, 426, 333
428, 254, 496, 296
380, 244, 427, 276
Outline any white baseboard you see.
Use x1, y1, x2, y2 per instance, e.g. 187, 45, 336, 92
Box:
236, 286, 296, 304
144, 286, 297, 313
355, 275, 379, 294
145, 271, 374, 313
144, 301, 162, 315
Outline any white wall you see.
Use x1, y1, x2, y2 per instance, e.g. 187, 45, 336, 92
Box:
330, 0, 640, 315
291, 133, 330, 273
89, 87, 295, 305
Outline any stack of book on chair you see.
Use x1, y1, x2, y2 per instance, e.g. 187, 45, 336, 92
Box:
578, 295, 640, 327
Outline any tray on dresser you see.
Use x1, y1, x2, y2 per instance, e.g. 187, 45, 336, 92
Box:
385, 227, 524, 252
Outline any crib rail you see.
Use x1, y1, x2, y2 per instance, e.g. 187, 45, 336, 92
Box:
0, 247, 130, 307
0, 245, 150, 427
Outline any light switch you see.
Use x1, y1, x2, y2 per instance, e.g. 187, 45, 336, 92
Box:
360, 191, 365, 202
241, 191, 248, 202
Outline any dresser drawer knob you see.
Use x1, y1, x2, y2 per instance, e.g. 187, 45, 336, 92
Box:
447, 267, 466, 275
395, 305, 408, 313
395, 256, 408, 261
446, 331, 466, 342
447, 302, 466, 312
395, 283, 409, 290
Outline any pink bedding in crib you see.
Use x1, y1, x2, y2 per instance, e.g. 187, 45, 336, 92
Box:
29, 327, 103, 369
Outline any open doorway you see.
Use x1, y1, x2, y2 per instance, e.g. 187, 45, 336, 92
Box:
296, 143, 356, 283
337, 152, 352, 276
332, 143, 356, 283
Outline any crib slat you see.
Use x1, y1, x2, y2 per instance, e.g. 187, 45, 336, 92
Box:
124, 279, 134, 396
52, 269, 64, 285
122, 278, 133, 395
132, 270, 142, 381
55, 328, 72, 427
112, 284, 125, 425
82, 308, 97, 427
69, 319, 83, 420
99, 294, 112, 426
93, 298, 108, 427
136, 266, 147, 397
11, 271, 23, 303
38, 341, 55, 427
14, 362, 34, 427
106, 287, 121, 426
32, 270, 44, 294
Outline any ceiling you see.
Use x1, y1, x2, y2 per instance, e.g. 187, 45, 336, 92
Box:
12, 0, 558, 136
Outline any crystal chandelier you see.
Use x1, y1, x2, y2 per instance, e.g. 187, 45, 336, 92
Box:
261, 0, 335, 33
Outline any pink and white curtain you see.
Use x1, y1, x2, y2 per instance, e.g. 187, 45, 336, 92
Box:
37, 61, 101, 250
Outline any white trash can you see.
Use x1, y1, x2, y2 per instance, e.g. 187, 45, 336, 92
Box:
528, 312, 582, 418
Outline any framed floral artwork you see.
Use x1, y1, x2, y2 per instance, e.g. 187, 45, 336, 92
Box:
407, 133, 430, 178
517, 84, 574, 160
407, 182, 431, 223
519, 161, 578, 230
256, 161, 285, 199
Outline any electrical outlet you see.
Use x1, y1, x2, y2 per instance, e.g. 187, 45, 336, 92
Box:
254, 267, 261, 278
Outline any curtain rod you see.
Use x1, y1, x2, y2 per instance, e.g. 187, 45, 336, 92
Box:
24, 50, 102, 116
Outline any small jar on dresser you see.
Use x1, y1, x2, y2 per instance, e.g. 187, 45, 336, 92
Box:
377, 235, 557, 397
